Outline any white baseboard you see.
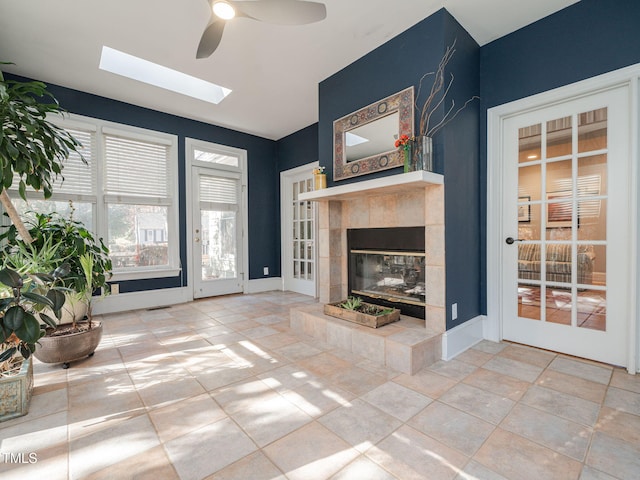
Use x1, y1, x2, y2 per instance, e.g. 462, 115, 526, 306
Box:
93, 287, 192, 315
246, 277, 283, 294
93, 279, 284, 316
441, 315, 485, 361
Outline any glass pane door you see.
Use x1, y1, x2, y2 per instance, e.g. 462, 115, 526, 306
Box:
502, 85, 630, 366
516, 108, 607, 330
282, 166, 317, 296
193, 168, 243, 298
292, 177, 316, 283
201, 209, 237, 281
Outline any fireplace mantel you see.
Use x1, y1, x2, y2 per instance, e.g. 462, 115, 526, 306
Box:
300, 170, 443, 202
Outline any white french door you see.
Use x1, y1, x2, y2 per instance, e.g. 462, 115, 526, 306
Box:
281, 164, 318, 296
500, 85, 630, 366
192, 167, 243, 298
186, 138, 247, 299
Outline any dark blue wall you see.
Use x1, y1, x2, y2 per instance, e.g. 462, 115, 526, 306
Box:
277, 123, 319, 173
478, 0, 640, 313
442, 19, 481, 329
275, 123, 319, 265
319, 12, 445, 185
318, 10, 481, 329
6, 74, 280, 291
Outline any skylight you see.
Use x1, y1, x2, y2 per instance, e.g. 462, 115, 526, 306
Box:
99, 46, 232, 104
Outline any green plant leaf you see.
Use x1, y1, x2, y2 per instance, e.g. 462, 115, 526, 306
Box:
53, 262, 71, 278
15, 312, 41, 344
39, 313, 58, 329
46, 289, 66, 311
22, 291, 55, 308
4, 305, 25, 330
0, 347, 17, 363
18, 342, 33, 359
30, 272, 55, 283
0, 267, 23, 288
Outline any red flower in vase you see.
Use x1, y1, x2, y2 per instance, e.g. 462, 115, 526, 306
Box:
395, 134, 410, 150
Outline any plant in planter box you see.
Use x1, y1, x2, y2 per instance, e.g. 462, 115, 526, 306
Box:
325, 296, 400, 328
0, 266, 66, 421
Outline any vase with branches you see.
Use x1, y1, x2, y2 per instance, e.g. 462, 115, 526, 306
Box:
411, 39, 479, 171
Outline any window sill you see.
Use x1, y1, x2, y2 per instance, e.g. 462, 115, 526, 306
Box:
109, 267, 182, 282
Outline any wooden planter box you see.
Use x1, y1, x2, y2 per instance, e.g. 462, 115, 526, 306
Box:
324, 301, 400, 328
0, 357, 33, 422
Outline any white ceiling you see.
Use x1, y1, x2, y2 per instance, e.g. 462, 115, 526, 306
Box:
0, 0, 579, 140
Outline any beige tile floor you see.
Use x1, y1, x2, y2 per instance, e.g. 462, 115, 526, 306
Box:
1, 291, 639, 480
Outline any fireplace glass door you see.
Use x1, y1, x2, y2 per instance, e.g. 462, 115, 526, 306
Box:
350, 249, 426, 317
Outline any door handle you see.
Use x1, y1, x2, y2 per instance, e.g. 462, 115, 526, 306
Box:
505, 237, 522, 245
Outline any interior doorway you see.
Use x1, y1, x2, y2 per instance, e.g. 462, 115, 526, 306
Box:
280, 163, 318, 297
487, 76, 636, 370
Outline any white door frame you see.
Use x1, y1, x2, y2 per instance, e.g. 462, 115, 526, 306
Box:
185, 138, 249, 299
280, 162, 319, 296
487, 65, 639, 373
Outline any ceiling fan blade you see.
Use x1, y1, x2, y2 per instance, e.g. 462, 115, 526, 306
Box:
233, 0, 326, 25
197, 18, 226, 59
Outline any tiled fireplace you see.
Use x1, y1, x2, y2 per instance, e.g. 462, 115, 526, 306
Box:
312, 171, 446, 333
291, 172, 446, 375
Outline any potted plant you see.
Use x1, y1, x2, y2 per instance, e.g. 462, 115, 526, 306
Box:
0, 266, 66, 421
1, 209, 112, 320
1, 210, 112, 368
324, 295, 400, 328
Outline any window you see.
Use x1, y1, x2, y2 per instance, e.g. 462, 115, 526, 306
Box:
6, 115, 180, 281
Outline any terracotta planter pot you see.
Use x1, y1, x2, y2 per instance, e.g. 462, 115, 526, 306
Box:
0, 357, 33, 422
34, 321, 102, 368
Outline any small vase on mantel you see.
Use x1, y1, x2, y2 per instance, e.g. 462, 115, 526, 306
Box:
411, 135, 433, 172
403, 145, 411, 173
314, 173, 327, 190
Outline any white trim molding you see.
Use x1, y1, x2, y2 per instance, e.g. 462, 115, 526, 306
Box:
93, 287, 191, 315
441, 315, 485, 360
246, 277, 283, 294
487, 63, 640, 373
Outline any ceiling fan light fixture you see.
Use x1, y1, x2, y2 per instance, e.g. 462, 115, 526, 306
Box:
213, 1, 236, 20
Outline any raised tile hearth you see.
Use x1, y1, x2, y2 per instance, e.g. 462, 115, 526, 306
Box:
291, 304, 441, 374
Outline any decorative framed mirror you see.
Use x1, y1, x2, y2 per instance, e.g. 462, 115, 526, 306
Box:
333, 87, 414, 181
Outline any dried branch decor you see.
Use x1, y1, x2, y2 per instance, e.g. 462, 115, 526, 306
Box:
416, 39, 479, 137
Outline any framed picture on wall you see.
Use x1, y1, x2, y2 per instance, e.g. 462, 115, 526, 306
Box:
547, 191, 573, 228
518, 196, 531, 223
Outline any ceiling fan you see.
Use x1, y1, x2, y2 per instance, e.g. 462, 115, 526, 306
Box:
197, 0, 327, 59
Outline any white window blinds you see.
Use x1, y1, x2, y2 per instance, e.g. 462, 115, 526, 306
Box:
104, 133, 170, 198
54, 128, 96, 197
12, 127, 96, 198
200, 176, 238, 205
